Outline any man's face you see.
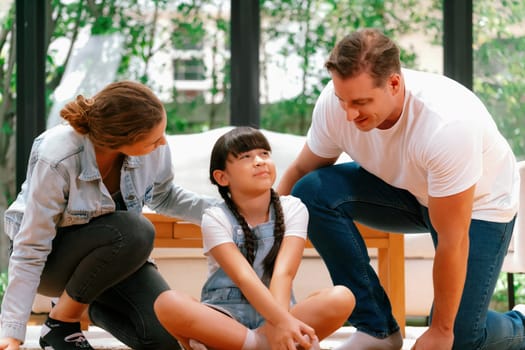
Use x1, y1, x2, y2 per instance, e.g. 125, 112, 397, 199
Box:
332, 71, 403, 131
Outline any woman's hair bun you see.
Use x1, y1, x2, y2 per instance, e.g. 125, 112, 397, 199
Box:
60, 94, 94, 134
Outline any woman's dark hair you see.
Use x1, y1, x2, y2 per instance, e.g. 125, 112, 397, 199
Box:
325, 28, 401, 87
60, 80, 165, 149
210, 126, 285, 283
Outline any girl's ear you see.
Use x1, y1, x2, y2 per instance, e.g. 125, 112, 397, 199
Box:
212, 169, 229, 187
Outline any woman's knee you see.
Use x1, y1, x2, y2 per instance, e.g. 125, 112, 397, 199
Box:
109, 212, 155, 254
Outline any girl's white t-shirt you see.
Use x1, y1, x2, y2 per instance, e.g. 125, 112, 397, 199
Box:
307, 68, 519, 222
201, 195, 308, 276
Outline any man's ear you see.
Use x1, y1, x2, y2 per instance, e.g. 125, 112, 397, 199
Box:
212, 169, 229, 187
389, 73, 402, 94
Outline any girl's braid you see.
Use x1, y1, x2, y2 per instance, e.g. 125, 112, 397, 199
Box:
218, 186, 258, 266
262, 188, 285, 283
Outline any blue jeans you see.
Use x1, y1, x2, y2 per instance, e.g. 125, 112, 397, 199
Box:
292, 162, 525, 349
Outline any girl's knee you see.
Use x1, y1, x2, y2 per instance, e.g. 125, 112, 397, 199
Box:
154, 290, 190, 322
309, 286, 355, 319
331, 285, 355, 313
154, 290, 176, 319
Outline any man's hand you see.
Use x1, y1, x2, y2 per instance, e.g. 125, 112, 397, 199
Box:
411, 326, 453, 350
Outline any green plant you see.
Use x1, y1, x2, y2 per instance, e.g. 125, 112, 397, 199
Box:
490, 272, 525, 312
0, 270, 7, 306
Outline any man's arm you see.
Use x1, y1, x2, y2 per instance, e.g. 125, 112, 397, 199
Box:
277, 143, 338, 195
413, 185, 474, 349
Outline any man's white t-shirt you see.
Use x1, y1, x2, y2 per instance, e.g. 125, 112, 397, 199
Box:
201, 195, 308, 277
307, 68, 519, 222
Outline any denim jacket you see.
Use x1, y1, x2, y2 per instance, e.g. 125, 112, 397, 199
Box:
1, 124, 215, 341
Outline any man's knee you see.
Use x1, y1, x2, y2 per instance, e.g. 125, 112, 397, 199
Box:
292, 171, 320, 203
451, 324, 484, 350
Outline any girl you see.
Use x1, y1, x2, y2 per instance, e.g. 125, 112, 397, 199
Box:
155, 127, 355, 350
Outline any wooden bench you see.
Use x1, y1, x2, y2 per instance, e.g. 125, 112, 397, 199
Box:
144, 212, 406, 335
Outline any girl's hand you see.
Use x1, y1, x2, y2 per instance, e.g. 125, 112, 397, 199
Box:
262, 313, 318, 350
0, 337, 21, 350
295, 334, 321, 350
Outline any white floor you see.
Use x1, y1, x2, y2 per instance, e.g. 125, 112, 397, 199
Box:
22, 325, 129, 349
21, 325, 427, 350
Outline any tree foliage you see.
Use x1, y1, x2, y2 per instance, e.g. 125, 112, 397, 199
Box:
0, 0, 524, 273
473, 0, 525, 158
259, 0, 430, 134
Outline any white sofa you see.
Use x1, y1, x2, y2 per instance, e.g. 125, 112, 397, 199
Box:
156, 128, 525, 317
33, 127, 437, 318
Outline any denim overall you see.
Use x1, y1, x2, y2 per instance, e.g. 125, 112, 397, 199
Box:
201, 203, 295, 329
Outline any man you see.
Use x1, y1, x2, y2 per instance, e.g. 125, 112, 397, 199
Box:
277, 28, 524, 350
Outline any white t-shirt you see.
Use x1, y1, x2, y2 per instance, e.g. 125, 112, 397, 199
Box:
307, 68, 519, 222
201, 195, 308, 276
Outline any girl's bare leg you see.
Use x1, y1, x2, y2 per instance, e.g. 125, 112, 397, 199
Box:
290, 285, 355, 339
154, 290, 250, 350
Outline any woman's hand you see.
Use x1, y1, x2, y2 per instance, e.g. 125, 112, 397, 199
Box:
0, 337, 21, 350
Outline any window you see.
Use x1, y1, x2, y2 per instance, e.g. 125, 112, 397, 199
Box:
473, 2, 525, 159
173, 57, 206, 81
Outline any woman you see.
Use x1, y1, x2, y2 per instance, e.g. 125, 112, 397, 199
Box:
0, 81, 214, 350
